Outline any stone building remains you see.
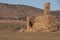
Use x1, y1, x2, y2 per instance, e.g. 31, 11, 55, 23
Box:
20, 2, 58, 32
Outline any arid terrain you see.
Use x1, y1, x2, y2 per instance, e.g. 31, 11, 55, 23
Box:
0, 31, 60, 40
0, 3, 60, 40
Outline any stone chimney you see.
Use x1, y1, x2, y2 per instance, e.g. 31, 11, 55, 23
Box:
44, 2, 50, 15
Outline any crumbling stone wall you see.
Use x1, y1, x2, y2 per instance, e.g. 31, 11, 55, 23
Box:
33, 15, 57, 32
20, 2, 58, 32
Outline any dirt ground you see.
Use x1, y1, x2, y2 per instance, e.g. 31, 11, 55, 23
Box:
0, 31, 60, 40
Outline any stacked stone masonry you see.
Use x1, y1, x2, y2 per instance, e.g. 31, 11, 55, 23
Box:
20, 2, 58, 32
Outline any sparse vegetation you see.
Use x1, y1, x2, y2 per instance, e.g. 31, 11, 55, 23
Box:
0, 23, 27, 31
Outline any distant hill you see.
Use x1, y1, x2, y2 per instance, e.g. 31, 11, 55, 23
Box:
0, 3, 60, 21
0, 3, 43, 21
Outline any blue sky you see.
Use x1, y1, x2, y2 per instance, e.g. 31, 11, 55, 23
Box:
0, 0, 60, 10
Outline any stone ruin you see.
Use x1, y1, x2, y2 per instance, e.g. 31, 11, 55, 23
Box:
20, 2, 58, 32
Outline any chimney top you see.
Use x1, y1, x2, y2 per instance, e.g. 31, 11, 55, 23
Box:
44, 2, 50, 15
